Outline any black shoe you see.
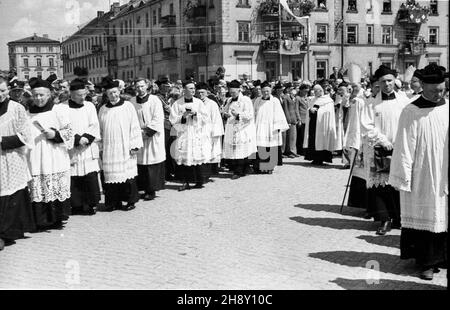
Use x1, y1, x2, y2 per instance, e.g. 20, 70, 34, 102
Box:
122, 204, 136, 211
193, 182, 204, 189
178, 183, 191, 191
85, 206, 97, 216
420, 267, 434, 280
231, 174, 241, 180
376, 220, 392, 235
143, 193, 155, 201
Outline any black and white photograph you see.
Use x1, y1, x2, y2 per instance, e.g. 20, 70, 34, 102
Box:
0, 0, 448, 292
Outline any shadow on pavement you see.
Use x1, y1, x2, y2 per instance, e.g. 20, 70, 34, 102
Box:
283, 161, 343, 169
357, 235, 400, 249
330, 277, 446, 290
309, 251, 417, 277
290, 216, 378, 231
294, 203, 368, 218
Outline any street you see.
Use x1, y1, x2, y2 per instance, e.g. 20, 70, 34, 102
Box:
0, 157, 447, 290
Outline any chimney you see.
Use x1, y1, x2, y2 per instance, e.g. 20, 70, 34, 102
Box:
43, 34, 49, 38
111, 2, 120, 15
97, 11, 105, 18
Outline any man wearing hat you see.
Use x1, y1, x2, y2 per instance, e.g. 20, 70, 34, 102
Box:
360, 65, 409, 235
63, 79, 101, 215
98, 77, 143, 211
222, 80, 257, 179
196, 82, 224, 177
253, 81, 289, 174
27, 78, 74, 230
0, 77, 36, 250
169, 80, 211, 191
389, 63, 448, 280
131, 78, 166, 201
281, 82, 301, 158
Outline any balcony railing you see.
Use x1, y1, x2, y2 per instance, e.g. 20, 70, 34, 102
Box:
161, 15, 176, 27
91, 45, 103, 54
186, 42, 207, 54
107, 36, 117, 43
186, 5, 206, 20
261, 39, 280, 52
259, 0, 315, 18
261, 35, 308, 54
397, 1, 429, 24
162, 47, 178, 58
398, 39, 427, 56
108, 59, 118, 67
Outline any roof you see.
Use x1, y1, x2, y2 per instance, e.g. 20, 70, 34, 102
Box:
8, 34, 60, 45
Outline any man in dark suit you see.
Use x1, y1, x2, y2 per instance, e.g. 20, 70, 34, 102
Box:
329, 67, 343, 80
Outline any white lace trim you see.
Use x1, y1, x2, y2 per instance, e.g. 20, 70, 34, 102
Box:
402, 216, 448, 234
29, 171, 71, 203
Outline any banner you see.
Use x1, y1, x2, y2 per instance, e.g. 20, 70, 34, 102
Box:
279, 0, 310, 23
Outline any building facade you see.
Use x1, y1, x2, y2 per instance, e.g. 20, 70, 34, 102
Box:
62, 0, 449, 83
7, 34, 63, 81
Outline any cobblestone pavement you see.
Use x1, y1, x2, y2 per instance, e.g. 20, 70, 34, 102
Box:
0, 158, 447, 290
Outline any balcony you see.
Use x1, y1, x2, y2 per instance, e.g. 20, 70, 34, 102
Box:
185, 5, 206, 20
397, 1, 429, 24
107, 35, 117, 44
108, 59, 118, 67
259, 0, 315, 19
261, 36, 308, 55
186, 42, 207, 54
261, 38, 279, 53
259, 0, 279, 18
162, 47, 178, 59
398, 39, 427, 56
161, 15, 176, 27
91, 45, 103, 54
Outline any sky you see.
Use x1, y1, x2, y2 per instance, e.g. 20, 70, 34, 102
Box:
0, 0, 126, 70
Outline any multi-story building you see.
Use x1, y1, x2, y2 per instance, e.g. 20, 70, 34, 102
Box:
7, 34, 63, 81
63, 0, 449, 83
61, 9, 116, 84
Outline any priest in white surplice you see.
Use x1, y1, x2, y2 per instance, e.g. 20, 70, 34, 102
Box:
27, 78, 74, 230
98, 77, 143, 211
169, 81, 211, 191
196, 82, 224, 177
253, 81, 289, 174
303, 82, 338, 165
222, 80, 257, 180
389, 64, 448, 280
131, 78, 166, 201
64, 79, 101, 216
360, 65, 409, 235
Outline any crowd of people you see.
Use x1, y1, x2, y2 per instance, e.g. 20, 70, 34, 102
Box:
0, 63, 448, 281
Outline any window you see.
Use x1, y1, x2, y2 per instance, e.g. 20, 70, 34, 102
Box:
171, 35, 176, 47
146, 13, 149, 27
292, 61, 302, 79
147, 40, 150, 54
316, 60, 327, 79
265, 24, 277, 38
138, 30, 142, 45
429, 27, 438, 45
24, 75, 29, 80
136, 16, 141, 24
347, 0, 357, 12
170, 3, 174, 15
317, 0, 326, 9
37, 72, 42, 79
237, 0, 250, 7
24, 58, 29, 68
153, 10, 157, 25
36, 58, 42, 67
382, 26, 392, 44
266, 61, 276, 81
36, 46, 41, 53
159, 38, 164, 50
209, 0, 215, 8
158, 8, 162, 22
210, 23, 216, 43
49, 58, 54, 67
238, 22, 250, 42
130, 45, 133, 57
367, 25, 374, 44
122, 71, 126, 81
129, 19, 132, 32
316, 24, 328, 43
121, 47, 125, 59
382, 0, 391, 13
346, 25, 358, 44
153, 38, 158, 53
49, 46, 53, 52
430, 0, 438, 15
147, 68, 151, 78
120, 22, 124, 35
428, 59, 439, 65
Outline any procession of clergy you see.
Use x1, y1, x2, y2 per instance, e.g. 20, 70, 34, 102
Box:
0, 63, 448, 280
